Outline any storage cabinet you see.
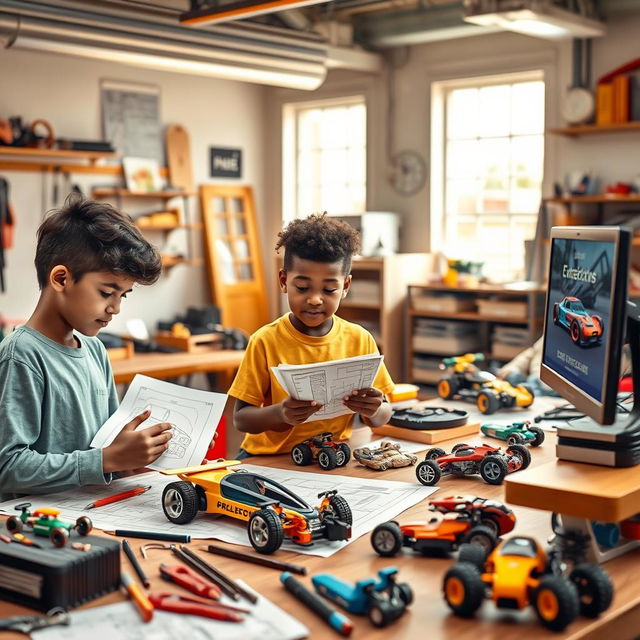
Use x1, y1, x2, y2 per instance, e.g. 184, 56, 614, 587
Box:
407, 283, 545, 385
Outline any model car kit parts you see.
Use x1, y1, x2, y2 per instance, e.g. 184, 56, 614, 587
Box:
437, 352, 534, 415
443, 536, 613, 632
480, 420, 545, 446
160, 460, 352, 554
415, 443, 531, 486
290, 432, 351, 470
553, 296, 604, 346
352, 441, 418, 470
6, 503, 92, 548
312, 567, 412, 628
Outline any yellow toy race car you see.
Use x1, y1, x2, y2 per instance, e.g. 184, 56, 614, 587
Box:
160, 460, 352, 554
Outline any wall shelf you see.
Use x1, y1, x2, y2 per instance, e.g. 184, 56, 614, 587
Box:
547, 121, 640, 137
93, 188, 195, 199
544, 194, 640, 204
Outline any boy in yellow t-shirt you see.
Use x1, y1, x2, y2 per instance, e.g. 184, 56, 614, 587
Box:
229, 213, 394, 457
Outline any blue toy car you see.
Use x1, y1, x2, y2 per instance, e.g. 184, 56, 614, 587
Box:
553, 296, 604, 346
311, 566, 412, 627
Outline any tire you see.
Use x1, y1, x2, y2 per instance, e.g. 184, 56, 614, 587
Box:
443, 564, 485, 617
416, 460, 441, 486
517, 383, 535, 408
569, 563, 613, 618
508, 443, 532, 470
530, 425, 545, 447
533, 576, 579, 632
371, 521, 403, 557
570, 319, 582, 345
397, 582, 414, 605
75, 516, 93, 536
6, 516, 23, 533
553, 303, 559, 325
477, 390, 500, 415
162, 481, 199, 525
479, 517, 500, 537
291, 443, 313, 466
438, 377, 459, 400
317, 447, 338, 471
378, 462, 388, 471
507, 432, 525, 445
50, 527, 69, 548
326, 495, 353, 525
248, 508, 284, 554
368, 601, 395, 628
458, 542, 487, 570
479, 455, 508, 485
425, 447, 446, 461
462, 525, 497, 553
336, 443, 351, 467
452, 443, 470, 453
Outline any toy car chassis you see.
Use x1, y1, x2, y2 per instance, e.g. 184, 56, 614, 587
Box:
480, 420, 545, 446
553, 296, 604, 346
352, 441, 418, 471
290, 432, 351, 471
160, 460, 352, 554
415, 443, 531, 486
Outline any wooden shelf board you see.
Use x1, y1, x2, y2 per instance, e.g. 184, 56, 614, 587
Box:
544, 194, 640, 204
93, 188, 195, 199
340, 300, 381, 310
547, 121, 640, 136
409, 283, 545, 295
409, 309, 533, 324
0, 146, 117, 160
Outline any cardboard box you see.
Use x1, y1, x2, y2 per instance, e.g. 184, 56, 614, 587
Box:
374, 422, 480, 444
491, 341, 525, 361
411, 294, 476, 313
413, 334, 482, 355
476, 299, 528, 320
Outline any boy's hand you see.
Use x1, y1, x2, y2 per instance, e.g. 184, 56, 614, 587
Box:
343, 387, 384, 418
102, 409, 173, 473
280, 397, 323, 425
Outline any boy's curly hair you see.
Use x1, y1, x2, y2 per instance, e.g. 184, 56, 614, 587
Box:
276, 213, 360, 274
35, 195, 162, 288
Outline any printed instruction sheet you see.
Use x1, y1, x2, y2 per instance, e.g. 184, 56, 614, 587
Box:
90, 375, 226, 470
32, 582, 308, 640
0, 466, 435, 557
272, 353, 383, 420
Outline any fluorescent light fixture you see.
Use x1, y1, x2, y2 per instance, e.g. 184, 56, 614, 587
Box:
464, 1, 606, 39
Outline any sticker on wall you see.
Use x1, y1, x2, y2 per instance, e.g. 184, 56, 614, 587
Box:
210, 147, 242, 178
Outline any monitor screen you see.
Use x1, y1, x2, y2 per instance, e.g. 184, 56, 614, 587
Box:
540, 226, 629, 425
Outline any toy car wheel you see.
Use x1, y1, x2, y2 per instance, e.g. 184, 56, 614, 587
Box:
517, 383, 535, 408
336, 443, 351, 467
317, 447, 338, 470
570, 319, 582, 345
479, 455, 508, 485
75, 516, 93, 536
462, 526, 497, 553
553, 303, 559, 325
367, 601, 396, 628
532, 575, 579, 632
451, 443, 470, 453
530, 425, 545, 446
371, 521, 403, 557
507, 443, 532, 470
479, 517, 500, 537
438, 376, 459, 400
458, 542, 487, 571
507, 432, 525, 445
397, 582, 414, 606
6, 516, 23, 534
378, 462, 388, 471
50, 527, 69, 548
162, 481, 199, 524
477, 390, 500, 415
425, 447, 446, 461
443, 564, 484, 617
416, 460, 441, 486
291, 443, 313, 466
248, 508, 284, 554
569, 563, 614, 618
326, 494, 353, 525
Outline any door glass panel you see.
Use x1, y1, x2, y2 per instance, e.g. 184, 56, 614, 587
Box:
234, 216, 247, 235
231, 197, 244, 214
236, 238, 250, 259
213, 197, 225, 214
215, 215, 229, 236
238, 262, 254, 281
215, 239, 236, 284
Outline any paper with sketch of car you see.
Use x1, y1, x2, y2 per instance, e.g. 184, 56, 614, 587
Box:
271, 353, 384, 421
90, 374, 227, 470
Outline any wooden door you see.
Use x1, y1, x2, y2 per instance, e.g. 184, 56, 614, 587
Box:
200, 185, 269, 335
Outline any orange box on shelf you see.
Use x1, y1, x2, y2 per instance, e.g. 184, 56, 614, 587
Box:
154, 332, 224, 353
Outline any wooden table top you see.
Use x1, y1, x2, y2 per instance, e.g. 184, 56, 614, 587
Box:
1, 428, 639, 639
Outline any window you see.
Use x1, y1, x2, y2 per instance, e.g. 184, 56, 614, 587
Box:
283, 96, 366, 221
433, 72, 545, 279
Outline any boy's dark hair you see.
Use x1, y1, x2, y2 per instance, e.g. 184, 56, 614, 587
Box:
276, 213, 360, 274
35, 195, 162, 288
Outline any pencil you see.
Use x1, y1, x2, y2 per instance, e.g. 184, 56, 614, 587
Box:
103, 529, 191, 543
205, 543, 307, 575
121, 571, 154, 622
122, 539, 151, 588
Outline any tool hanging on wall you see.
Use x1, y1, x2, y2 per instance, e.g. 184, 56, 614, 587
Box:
0, 176, 16, 293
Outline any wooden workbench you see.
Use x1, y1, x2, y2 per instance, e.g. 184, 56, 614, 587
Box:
1, 428, 639, 639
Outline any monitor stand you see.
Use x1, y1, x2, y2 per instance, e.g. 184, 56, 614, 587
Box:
556, 302, 640, 467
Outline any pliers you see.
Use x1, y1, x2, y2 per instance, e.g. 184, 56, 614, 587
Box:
0, 609, 69, 635
149, 592, 249, 622
159, 563, 222, 600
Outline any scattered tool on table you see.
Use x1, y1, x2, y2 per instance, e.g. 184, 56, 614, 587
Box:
159, 563, 222, 600
0, 609, 69, 635
12, 533, 43, 548
123, 539, 151, 588
141, 542, 173, 559
204, 543, 307, 575
84, 485, 152, 510
121, 571, 154, 623
149, 592, 247, 622
104, 529, 191, 543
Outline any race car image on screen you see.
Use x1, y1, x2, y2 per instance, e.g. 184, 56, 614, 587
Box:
552, 296, 604, 346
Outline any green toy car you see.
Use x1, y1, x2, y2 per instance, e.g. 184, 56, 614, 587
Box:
6, 503, 93, 548
480, 420, 545, 447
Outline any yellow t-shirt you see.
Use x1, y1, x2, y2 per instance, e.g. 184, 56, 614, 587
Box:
229, 314, 395, 455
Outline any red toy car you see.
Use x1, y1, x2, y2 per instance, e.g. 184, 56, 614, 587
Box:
291, 432, 351, 471
415, 443, 531, 486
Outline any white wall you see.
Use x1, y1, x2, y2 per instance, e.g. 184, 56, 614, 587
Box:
0, 47, 266, 334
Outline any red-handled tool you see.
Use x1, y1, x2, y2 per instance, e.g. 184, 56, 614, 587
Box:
159, 563, 222, 600
84, 486, 151, 510
148, 592, 248, 622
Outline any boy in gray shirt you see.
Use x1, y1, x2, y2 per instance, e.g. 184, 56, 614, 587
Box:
0, 196, 173, 500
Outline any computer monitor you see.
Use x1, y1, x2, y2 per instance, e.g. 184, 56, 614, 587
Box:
540, 226, 630, 425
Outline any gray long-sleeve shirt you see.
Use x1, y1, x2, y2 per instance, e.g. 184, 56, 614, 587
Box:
0, 326, 117, 501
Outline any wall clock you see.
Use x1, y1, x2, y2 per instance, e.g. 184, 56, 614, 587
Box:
390, 150, 427, 196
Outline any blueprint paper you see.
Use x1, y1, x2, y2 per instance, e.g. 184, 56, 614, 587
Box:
271, 353, 383, 420
0, 466, 435, 557
32, 582, 308, 640
90, 375, 226, 470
